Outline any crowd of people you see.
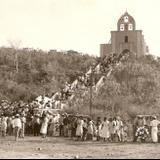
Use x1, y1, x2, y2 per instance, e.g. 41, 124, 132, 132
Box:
0, 111, 160, 143
3, 50, 158, 144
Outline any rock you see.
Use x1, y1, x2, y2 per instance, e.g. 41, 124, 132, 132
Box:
37, 147, 42, 151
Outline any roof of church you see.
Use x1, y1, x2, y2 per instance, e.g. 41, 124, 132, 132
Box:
118, 11, 135, 23
117, 11, 136, 30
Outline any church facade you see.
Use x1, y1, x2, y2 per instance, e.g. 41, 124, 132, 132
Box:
100, 12, 149, 57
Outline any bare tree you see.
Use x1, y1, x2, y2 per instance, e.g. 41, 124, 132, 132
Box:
8, 39, 22, 73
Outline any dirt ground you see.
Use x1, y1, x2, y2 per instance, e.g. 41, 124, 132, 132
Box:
0, 136, 160, 159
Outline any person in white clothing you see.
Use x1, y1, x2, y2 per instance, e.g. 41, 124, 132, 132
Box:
100, 117, 110, 142
40, 114, 49, 138
116, 116, 124, 142
12, 114, 22, 141
76, 116, 84, 141
150, 116, 160, 143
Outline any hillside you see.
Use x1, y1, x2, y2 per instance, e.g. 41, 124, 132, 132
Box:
69, 53, 160, 119
0, 47, 160, 119
0, 47, 96, 102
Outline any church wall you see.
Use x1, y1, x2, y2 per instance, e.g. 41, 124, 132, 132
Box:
100, 44, 112, 57
110, 30, 146, 55
111, 31, 136, 54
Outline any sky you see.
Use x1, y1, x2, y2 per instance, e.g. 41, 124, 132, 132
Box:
0, 0, 160, 56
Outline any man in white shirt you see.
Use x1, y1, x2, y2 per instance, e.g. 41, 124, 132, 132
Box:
12, 114, 22, 141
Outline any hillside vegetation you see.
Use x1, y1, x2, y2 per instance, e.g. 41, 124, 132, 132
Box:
0, 47, 96, 102
0, 47, 160, 118
70, 53, 160, 119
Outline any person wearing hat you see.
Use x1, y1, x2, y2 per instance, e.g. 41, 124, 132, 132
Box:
150, 116, 160, 143
12, 114, 22, 141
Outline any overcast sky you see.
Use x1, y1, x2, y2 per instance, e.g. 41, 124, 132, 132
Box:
0, 0, 160, 56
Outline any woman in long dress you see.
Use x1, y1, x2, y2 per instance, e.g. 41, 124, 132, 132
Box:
76, 116, 84, 141
87, 119, 94, 141
150, 116, 160, 143
40, 114, 49, 138
100, 117, 110, 142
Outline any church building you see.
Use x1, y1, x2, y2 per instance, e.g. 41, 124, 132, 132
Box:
100, 11, 149, 57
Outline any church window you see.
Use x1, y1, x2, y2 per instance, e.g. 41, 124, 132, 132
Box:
128, 23, 133, 30
120, 24, 124, 31
124, 16, 129, 23
125, 36, 128, 43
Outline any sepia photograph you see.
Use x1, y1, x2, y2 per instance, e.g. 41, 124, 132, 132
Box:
0, 0, 160, 159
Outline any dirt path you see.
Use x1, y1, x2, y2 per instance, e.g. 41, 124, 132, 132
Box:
0, 136, 160, 159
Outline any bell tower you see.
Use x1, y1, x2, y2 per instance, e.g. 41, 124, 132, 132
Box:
117, 11, 136, 31
100, 11, 149, 57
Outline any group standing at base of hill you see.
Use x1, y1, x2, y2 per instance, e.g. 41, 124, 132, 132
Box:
0, 113, 160, 143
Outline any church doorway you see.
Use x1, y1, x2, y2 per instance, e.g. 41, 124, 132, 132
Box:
122, 49, 130, 54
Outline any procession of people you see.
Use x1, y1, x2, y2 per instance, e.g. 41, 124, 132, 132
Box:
0, 109, 160, 144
